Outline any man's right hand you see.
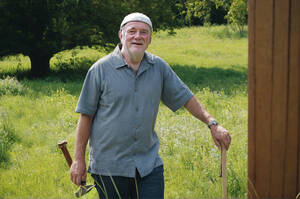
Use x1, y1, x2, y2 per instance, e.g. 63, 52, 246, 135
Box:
70, 160, 87, 186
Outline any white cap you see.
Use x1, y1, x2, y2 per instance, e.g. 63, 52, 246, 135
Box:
120, 12, 152, 30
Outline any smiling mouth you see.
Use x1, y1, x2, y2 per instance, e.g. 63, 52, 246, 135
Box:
131, 42, 143, 45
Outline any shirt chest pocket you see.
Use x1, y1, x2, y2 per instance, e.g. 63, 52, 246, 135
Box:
137, 71, 162, 104
100, 77, 132, 106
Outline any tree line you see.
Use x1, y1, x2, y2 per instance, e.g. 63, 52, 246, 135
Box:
0, 0, 247, 77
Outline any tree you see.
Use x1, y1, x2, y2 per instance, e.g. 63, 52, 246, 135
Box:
184, 0, 227, 26
181, 0, 247, 30
214, 0, 248, 34
0, 0, 97, 76
226, 0, 248, 34
0, 0, 176, 77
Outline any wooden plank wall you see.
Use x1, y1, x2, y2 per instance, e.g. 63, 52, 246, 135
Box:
248, 0, 300, 198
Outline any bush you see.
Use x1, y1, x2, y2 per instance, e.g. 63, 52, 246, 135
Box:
53, 51, 94, 72
0, 112, 20, 168
0, 76, 25, 96
227, 0, 248, 34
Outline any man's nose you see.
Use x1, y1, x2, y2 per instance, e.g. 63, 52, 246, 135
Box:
134, 32, 142, 39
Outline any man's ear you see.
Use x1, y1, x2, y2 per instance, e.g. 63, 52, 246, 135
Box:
118, 30, 122, 40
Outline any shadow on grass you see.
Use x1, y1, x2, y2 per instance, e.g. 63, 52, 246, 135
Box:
0, 56, 92, 96
171, 64, 248, 95
0, 61, 248, 96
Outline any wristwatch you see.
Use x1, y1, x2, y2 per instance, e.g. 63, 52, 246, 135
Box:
208, 120, 218, 129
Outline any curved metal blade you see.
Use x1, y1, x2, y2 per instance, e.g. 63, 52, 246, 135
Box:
75, 184, 95, 198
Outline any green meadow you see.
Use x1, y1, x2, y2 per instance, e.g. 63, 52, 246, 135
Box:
0, 25, 248, 198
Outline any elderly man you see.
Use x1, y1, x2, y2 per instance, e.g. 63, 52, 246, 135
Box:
70, 12, 231, 198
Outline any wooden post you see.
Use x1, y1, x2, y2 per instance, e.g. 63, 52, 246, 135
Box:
248, 0, 300, 198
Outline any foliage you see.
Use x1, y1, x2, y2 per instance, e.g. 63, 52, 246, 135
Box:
181, 0, 247, 34
181, 0, 227, 26
0, 0, 247, 77
0, 77, 23, 167
0, 110, 20, 168
226, 0, 248, 34
214, 0, 248, 34
214, 0, 232, 10
0, 26, 248, 198
0, 76, 25, 96
0, 0, 96, 76
0, 0, 176, 77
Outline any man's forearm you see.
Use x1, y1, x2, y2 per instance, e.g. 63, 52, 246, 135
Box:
74, 114, 93, 161
184, 96, 214, 124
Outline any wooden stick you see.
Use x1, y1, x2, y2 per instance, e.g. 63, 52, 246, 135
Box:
221, 144, 227, 199
58, 140, 73, 168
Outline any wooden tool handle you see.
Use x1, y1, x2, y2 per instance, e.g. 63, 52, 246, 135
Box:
221, 144, 227, 199
58, 140, 88, 191
58, 140, 73, 168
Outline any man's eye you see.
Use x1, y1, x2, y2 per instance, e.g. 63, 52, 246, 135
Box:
128, 30, 136, 34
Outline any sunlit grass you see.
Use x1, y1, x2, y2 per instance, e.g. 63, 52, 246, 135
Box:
149, 25, 247, 70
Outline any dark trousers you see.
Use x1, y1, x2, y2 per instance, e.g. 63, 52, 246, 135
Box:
91, 165, 164, 199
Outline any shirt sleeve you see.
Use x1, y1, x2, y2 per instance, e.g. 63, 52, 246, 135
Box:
75, 65, 101, 116
161, 60, 194, 112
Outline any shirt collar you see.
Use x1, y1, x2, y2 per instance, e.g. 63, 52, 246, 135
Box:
111, 44, 155, 70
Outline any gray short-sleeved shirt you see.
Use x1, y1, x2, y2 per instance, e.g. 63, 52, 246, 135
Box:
76, 44, 193, 177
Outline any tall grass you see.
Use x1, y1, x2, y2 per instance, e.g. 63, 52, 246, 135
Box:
0, 25, 247, 198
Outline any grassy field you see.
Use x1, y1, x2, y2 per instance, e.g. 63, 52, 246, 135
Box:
0, 25, 248, 198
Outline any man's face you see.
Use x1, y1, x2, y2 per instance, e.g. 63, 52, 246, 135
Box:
119, 21, 152, 56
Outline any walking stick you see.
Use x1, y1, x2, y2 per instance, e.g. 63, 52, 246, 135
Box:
220, 144, 227, 199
